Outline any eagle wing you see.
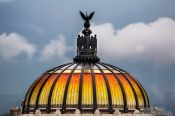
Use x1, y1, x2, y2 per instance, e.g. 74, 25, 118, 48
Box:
88, 12, 95, 20
79, 11, 86, 20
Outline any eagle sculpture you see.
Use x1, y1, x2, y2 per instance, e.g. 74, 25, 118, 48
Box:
80, 11, 95, 28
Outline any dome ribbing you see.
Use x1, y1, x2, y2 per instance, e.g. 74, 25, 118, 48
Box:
22, 11, 150, 114
22, 62, 149, 113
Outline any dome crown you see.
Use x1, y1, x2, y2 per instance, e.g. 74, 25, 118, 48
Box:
74, 11, 100, 63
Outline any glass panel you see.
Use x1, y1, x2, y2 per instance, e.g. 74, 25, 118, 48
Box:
103, 69, 112, 73
117, 74, 136, 108
60, 64, 71, 70
105, 65, 120, 73
82, 73, 93, 107
124, 74, 144, 108
106, 74, 123, 107
130, 74, 149, 107
51, 73, 69, 107
29, 74, 49, 106
63, 70, 72, 73
76, 63, 83, 69
73, 69, 81, 73
93, 69, 101, 73
66, 73, 80, 106
91, 64, 98, 69
67, 64, 77, 69
54, 70, 63, 73
95, 74, 108, 107
25, 77, 40, 106
38, 74, 57, 106
97, 64, 106, 69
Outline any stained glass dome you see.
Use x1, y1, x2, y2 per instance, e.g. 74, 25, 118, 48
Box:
22, 11, 149, 114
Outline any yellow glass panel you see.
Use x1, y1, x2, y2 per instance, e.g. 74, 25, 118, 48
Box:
51, 73, 69, 106
63, 70, 72, 73
95, 74, 108, 106
132, 75, 149, 107
82, 73, 93, 106
66, 73, 80, 106
73, 70, 81, 73
117, 74, 136, 108
84, 69, 91, 73
38, 74, 57, 106
48, 70, 54, 73
93, 70, 101, 73
124, 74, 144, 108
113, 70, 120, 73
25, 77, 39, 105
54, 70, 62, 73
106, 74, 123, 107
103, 70, 111, 73
29, 74, 49, 106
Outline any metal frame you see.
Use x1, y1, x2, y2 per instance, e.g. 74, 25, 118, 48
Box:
94, 63, 113, 113
89, 63, 97, 112
127, 73, 150, 107
46, 62, 72, 73
98, 62, 128, 112
78, 63, 85, 110
23, 73, 46, 113
33, 63, 71, 113
102, 63, 140, 110
62, 63, 80, 113
113, 63, 150, 107
46, 62, 75, 112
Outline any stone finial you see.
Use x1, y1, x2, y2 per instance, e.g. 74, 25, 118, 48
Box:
55, 109, 61, 116
134, 109, 140, 114
10, 107, 21, 116
95, 109, 101, 116
35, 109, 41, 116
75, 109, 81, 116
114, 109, 121, 116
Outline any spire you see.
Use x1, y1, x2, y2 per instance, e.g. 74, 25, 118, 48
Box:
73, 11, 100, 63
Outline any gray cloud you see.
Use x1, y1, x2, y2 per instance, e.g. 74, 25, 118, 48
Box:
90, 17, 175, 64
39, 35, 72, 61
0, 33, 36, 60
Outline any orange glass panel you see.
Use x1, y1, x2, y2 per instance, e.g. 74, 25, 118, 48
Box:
106, 74, 123, 107
38, 74, 57, 106
124, 74, 144, 108
66, 73, 80, 106
117, 74, 136, 108
95, 74, 108, 106
51, 73, 69, 107
131, 75, 149, 107
25, 77, 40, 105
29, 74, 49, 106
82, 73, 93, 106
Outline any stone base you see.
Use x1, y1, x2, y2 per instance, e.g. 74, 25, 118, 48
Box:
10, 107, 173, 116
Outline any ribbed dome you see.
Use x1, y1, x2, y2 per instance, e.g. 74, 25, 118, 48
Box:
22, 11, 150, 114
22, 62, 149, 113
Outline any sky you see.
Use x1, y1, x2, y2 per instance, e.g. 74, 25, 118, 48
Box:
0, 0, 175, 115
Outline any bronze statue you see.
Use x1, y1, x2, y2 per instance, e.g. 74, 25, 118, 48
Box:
80, 11, 95, 28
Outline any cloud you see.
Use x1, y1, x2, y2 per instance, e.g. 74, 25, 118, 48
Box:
0, 33, 36, 60
90, 17, 175, 64
39, 35, 71, 61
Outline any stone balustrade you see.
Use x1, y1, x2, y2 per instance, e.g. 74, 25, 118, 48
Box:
10, 107, 173, 116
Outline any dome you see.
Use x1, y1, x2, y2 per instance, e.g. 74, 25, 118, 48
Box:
22, 11, 149, 114
22, 62, 149, 113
